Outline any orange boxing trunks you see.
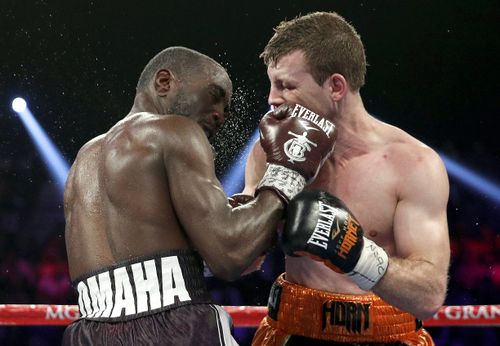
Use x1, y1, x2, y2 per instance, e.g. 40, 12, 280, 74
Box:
252, 274, 434, 346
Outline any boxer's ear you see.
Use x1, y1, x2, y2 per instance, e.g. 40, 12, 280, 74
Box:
326, 73, 347, 102
154, 69, 173, 96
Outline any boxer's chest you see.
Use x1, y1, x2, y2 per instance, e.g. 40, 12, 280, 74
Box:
306, 150, 398, 252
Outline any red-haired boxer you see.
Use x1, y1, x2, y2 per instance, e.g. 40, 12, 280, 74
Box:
243, 12, 450, 346
63, 46, 336, 346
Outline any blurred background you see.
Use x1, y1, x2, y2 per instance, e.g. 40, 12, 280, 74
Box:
0, 0, 498, 345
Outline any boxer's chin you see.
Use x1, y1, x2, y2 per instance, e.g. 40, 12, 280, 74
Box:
202, 126, 216, 143
203, 128, 212, 140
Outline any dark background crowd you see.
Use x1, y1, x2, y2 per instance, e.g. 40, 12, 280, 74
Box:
0, 1, 498, 345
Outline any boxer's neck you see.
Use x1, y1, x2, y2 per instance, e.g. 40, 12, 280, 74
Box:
128, 92, 159, 116
331, 93, 379, 160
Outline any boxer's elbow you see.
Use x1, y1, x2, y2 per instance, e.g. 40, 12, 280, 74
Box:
415, 283, 447, 320
223, 256, 249, 281
211, 264, 244, 282
415, 300, 442, 320
210, 237, 254, 281
218, 270, 242, 282
208, 255, 247, 282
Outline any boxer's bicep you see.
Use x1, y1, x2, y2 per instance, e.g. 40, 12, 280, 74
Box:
242, 140, 267, 195
162, 120, 232, 253
393, 149, 450, 275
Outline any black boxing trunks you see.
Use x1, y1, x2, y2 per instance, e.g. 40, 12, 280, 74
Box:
63, 249, 238, 345
252, 274, 434, 346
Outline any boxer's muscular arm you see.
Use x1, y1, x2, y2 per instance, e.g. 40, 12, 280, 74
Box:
238, 141, 272, 275
241, 141, 266, 196
373, 147, 450, 319
163, 117, 283, 281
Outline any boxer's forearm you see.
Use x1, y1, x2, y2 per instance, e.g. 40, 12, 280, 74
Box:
372, 256, 448, 320
205, 191, 283, 281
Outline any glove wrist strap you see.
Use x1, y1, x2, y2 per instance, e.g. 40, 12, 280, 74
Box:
347, 237, 389, 291
256, 164, 306, 202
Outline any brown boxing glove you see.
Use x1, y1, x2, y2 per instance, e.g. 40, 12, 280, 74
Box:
227, 193, 254, 208
257, 104, 336, 203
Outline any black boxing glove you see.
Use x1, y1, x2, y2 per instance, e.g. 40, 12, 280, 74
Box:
283, 190, 389, 291
228, 193, 254, 208
256, 104, 336, 203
